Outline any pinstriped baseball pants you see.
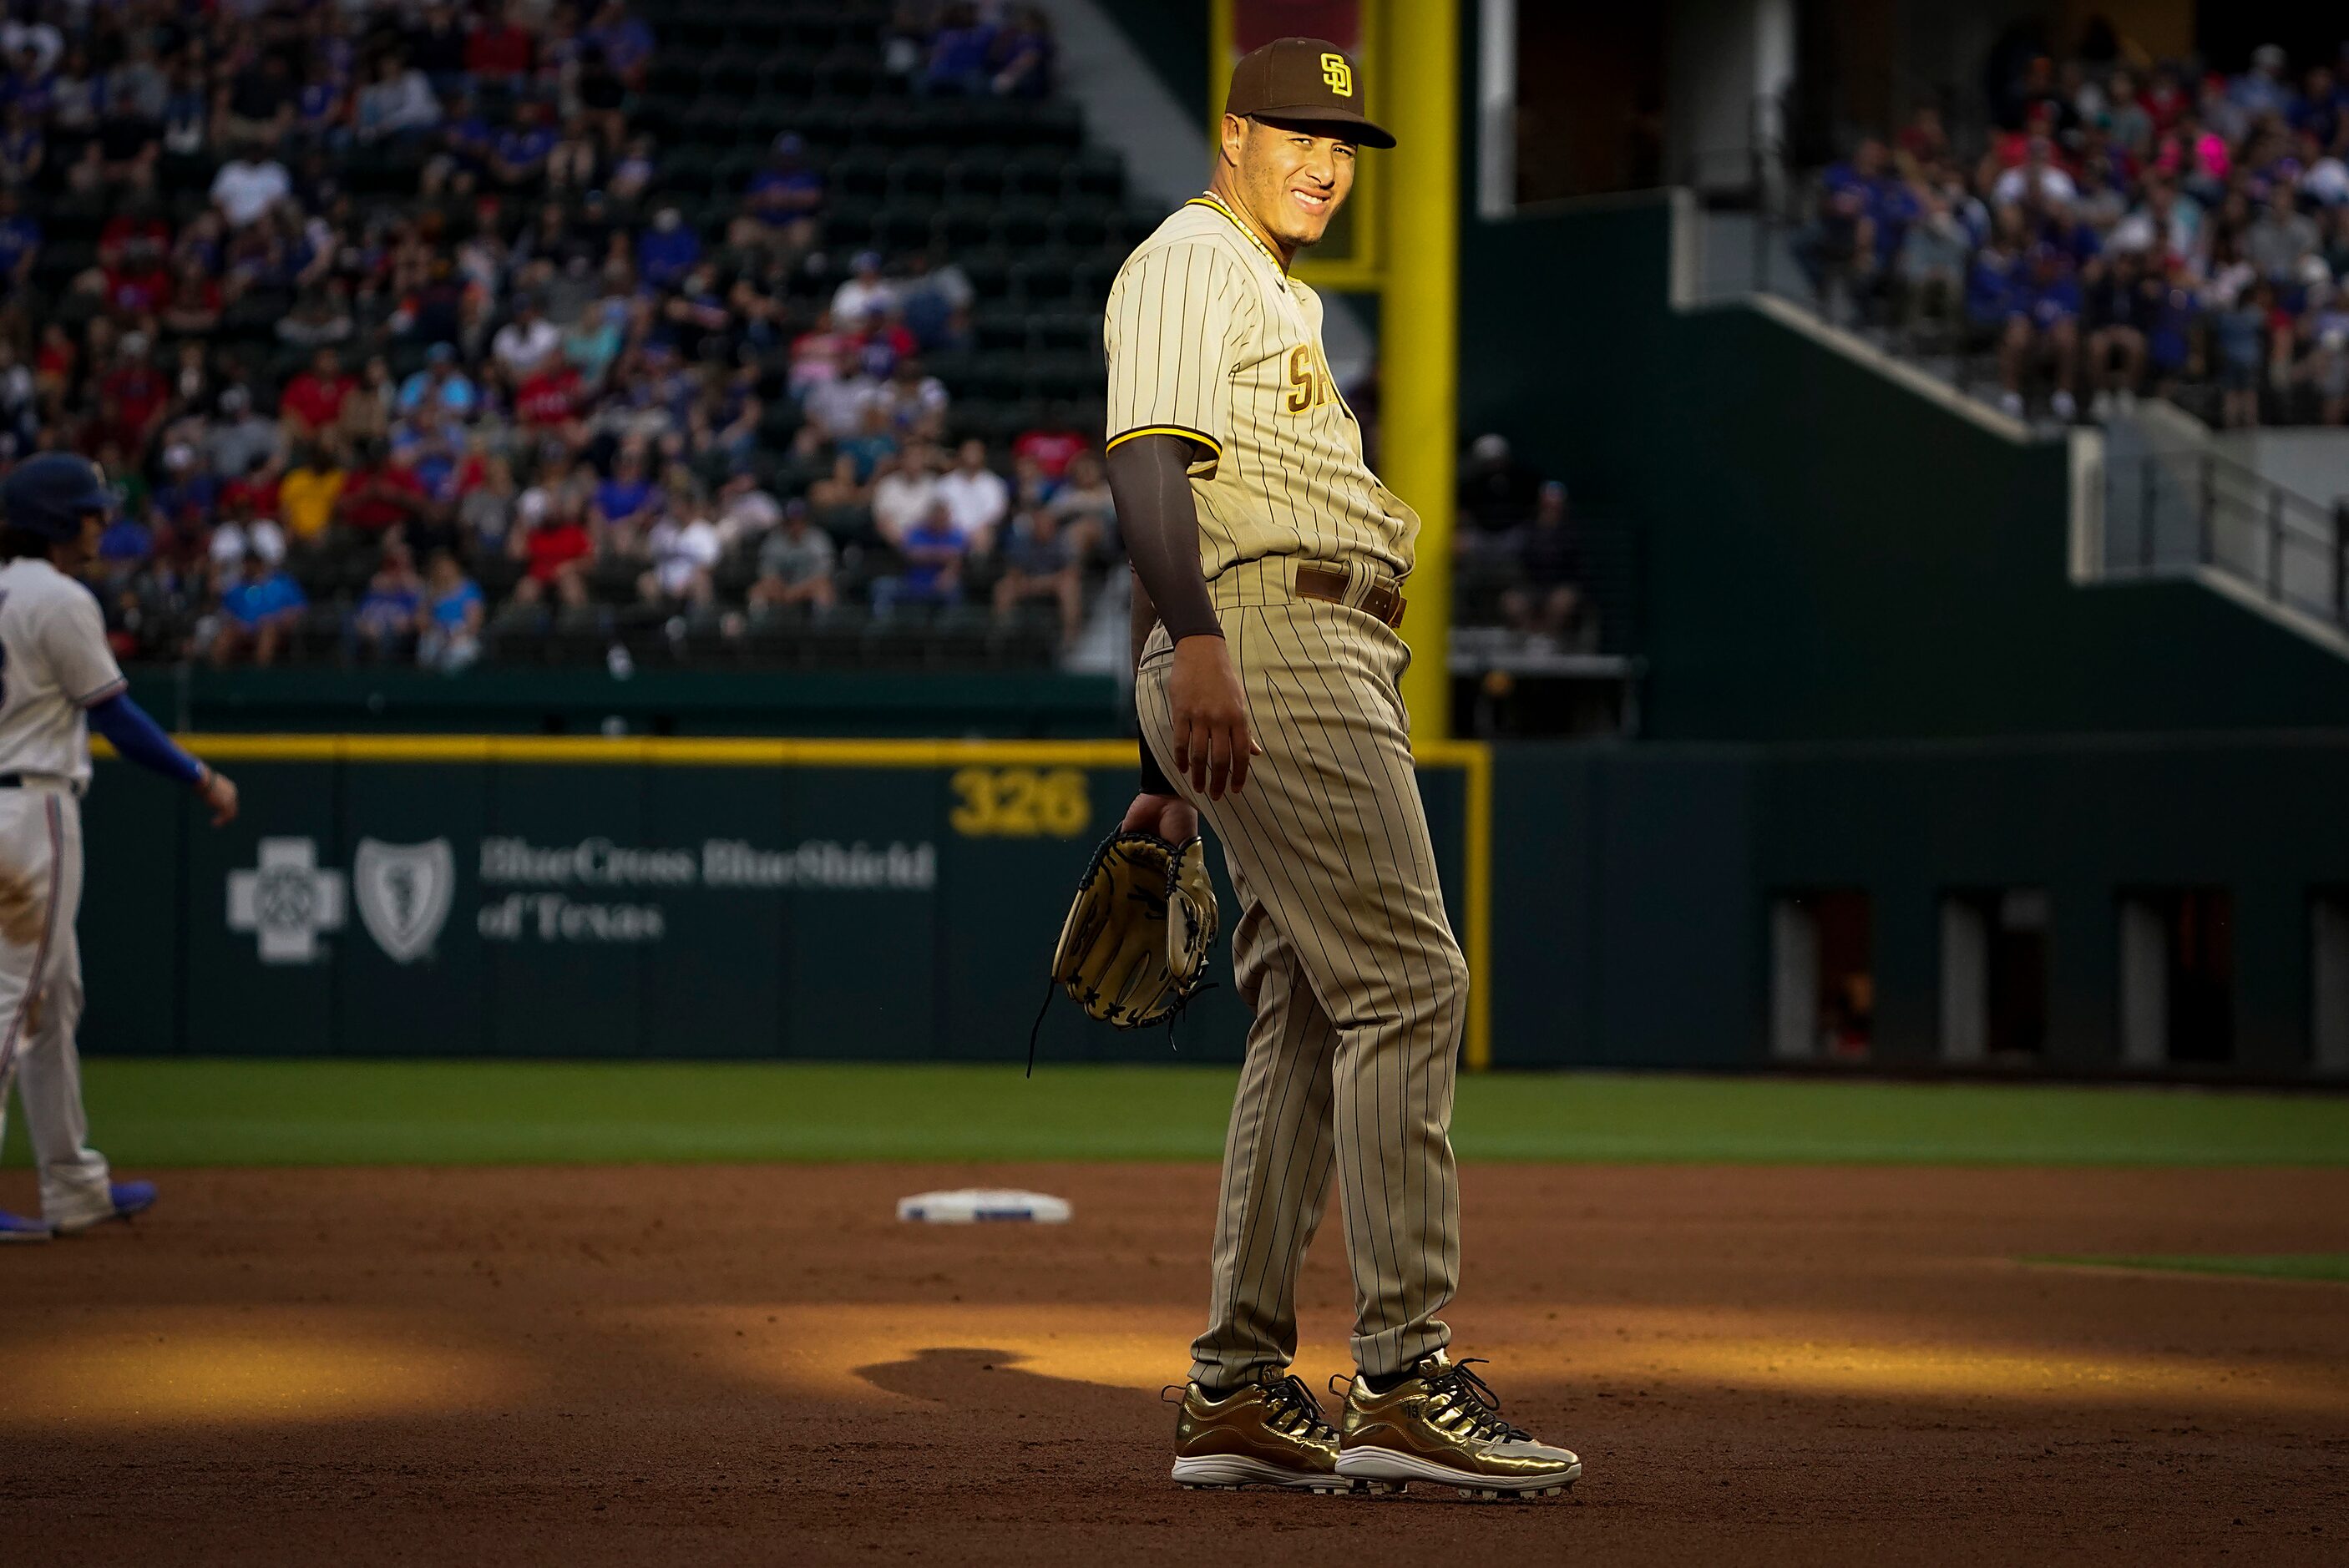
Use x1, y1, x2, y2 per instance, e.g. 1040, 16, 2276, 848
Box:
1138, 564, 1466, 1383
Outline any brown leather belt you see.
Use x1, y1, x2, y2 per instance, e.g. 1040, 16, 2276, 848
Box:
1293, 561, 1408, 629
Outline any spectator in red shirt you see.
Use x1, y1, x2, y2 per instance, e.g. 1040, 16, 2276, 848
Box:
104, 237, 172, 316
515, 357, 586, 445
97, 207, 171, 271
467, 4, 535, 80
509, 487, 593, 609
281, 346, 357, 436
337, 440, 432, 534
99, 334, 170, 447
159, 258, 225, 335
220, 456, 281, 522
1011, 424, 1086, 480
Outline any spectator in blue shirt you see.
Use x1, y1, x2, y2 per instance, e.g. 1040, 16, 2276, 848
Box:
398, 343, 478, 417
2290, 65, 2347, 154
920, 5, 997, 97
152, 443, 220, 532
585, 1, 655, 88
2142, 264, 2200, 388
1997, 243, 2083, 421
746, 133, 824, 229
1964, 213, 2026, 331
990, 8, 1054, 99
214, 554, 307, 666
352, 539, 423, 663
491, 101, 557, 189
2215, 280, 2274, 427
0, 185, 38, 294
592, 447, 658, 542
1799, 138, 1892, 312
637, 205, 701, 290
1870, 179, 1921, 274
2230, 46, 2296, 125
418, 549, 486, 673
95, 512, 152, 581
439, 91, 494, 175
872, 501, 968, 612
0, 104, 41, 185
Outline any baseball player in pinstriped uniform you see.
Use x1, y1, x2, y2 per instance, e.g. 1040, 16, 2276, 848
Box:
1106, 40, 1580, 1497
0, 455, 240, 1243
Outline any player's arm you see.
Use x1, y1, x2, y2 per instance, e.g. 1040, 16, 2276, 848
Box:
43, 591, 238, 825
1106, 435, 1257, 801
84, 694, 239, 825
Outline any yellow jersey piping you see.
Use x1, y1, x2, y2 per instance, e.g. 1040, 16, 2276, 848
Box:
1106, 424, 1223, 458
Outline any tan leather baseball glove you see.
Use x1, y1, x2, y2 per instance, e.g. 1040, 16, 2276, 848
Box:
1029, 831, 1219, 1069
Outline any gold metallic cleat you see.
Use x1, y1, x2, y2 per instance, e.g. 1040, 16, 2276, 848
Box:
1168, 1368, 1350, 1493
1333, 1352, 1582, 1498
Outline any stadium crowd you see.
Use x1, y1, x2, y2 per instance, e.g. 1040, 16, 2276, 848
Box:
0, 0, 1122, 670
1800, 38, 2349, 426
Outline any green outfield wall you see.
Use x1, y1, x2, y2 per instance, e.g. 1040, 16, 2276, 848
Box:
81, 738, 1470, 1067
79, 731, 2349, 1076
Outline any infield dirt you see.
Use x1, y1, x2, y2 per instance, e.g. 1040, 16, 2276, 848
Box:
4, 1163, 2346, 1565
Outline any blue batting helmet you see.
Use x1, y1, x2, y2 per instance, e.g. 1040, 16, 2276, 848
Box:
2, 453, 113, 540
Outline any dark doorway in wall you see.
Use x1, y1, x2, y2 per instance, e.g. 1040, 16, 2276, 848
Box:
1941, 888, 2049, 1064
2119, 889, 2234, 1065
2311, 890, 2349, 1075
1772, 890, 1872, 1063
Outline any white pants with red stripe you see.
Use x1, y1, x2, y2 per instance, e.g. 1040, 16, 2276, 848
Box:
0, 784, 107, 1226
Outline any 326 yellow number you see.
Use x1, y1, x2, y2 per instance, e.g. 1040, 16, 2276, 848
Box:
949, 767, 1091, 838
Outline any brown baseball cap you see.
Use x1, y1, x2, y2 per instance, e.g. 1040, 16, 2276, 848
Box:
1223, 37, 1394, 149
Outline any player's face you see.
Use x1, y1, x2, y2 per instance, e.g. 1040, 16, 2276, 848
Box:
1234, 118, 1356, 250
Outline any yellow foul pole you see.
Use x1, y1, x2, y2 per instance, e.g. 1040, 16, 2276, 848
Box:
1380, 0, 1459, 739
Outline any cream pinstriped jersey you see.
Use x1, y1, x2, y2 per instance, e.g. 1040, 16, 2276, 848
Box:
1103, 195, 1420, 582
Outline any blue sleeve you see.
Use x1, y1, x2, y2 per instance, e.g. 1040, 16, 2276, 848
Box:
86, 694, 205, 786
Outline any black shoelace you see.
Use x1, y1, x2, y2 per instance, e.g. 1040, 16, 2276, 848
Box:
1258, 1373, 1339, 1442
1424, 1359, 1531, 1444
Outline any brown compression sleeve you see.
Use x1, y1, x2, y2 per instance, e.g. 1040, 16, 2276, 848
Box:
1128, 568, 1179, 797
1105, 434, 1221, 645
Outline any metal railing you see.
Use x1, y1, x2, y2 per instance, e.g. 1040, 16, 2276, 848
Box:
2105, 448, 2349, 631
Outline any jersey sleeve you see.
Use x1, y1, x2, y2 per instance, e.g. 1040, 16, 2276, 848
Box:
1103, 242, 1249, 473
40, 584, 128, 708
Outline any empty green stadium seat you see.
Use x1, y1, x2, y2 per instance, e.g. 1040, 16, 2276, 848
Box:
886, 159, 944, 204
932, 202, 993, 251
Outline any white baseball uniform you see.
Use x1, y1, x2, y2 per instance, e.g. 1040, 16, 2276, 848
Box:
0, 555, 126, 1227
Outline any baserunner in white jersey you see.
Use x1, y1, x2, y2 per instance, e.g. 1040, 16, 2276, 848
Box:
0, 454, 240, 1242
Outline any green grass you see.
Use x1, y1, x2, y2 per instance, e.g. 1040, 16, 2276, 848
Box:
2029, 1254, 2349, 1283
3, 1060, 2346, 1167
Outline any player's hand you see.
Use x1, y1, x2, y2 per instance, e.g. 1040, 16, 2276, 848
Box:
1121, 791, 1197, 842
196, 766, 239, 827
1167, 635, 1259, 801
